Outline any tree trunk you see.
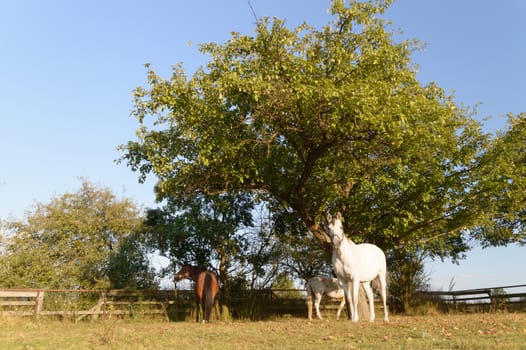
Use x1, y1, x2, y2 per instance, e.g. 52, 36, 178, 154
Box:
357, 286, 370, 320
309, 223, 333, 254
218, 253, 230, 320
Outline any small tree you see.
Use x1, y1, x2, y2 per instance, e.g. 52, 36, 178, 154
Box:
142, 192, 255, 309
271, 271, 301, 299
270, 206, 332, 282
0, 180, 149, 289
387, 249, 430, 313
107, 233, 158, 289
472, 113, 526, 246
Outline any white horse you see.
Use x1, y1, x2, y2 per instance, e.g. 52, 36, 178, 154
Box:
306, 276, 346, 320
327, 212, 389, 322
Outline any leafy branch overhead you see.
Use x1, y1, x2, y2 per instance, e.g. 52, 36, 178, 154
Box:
120, 0, 524, 256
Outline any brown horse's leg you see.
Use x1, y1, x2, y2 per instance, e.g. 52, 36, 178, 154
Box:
195, 272, 204, 322
202, 274, 213, 322
195, 299, 200, 322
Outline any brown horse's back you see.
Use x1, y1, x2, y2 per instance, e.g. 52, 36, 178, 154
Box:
195, 271, 220, 322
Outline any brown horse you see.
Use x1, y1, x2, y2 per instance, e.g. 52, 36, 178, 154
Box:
175, 264, 220, 323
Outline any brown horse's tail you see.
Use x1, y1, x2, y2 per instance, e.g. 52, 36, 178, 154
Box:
202, 273, 215, 322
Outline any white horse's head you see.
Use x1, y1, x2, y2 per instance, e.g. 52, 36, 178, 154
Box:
327, 212, 345, 249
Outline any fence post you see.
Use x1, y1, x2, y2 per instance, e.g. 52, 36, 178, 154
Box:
487, 289, 494, 310
35, 291, 44, 319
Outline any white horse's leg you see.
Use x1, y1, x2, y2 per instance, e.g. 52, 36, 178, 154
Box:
349, 292, 355, 320
351, 279, 360, 322
336, 297, 345, 320
314, 293, 323, 319
379, 273, 389, 322
307, 294, 313, 320
343, 281, 353, 320
362, 282, 375, 322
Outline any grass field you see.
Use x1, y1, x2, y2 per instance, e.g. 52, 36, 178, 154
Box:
1, 313, 525, 349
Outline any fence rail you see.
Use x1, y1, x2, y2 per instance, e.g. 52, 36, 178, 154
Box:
0, 289, 174, 321
421, 284, 526, 306
1, 283, 525, 321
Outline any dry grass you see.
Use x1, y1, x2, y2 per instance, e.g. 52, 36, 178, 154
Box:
1, 313, 525, 349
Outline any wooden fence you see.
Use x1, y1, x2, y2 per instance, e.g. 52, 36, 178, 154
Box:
1, 284, 525, 321
0, 289, 174, 322
420, 283, 526, 311
0, 288, 323, 321
0, 290, 44, 317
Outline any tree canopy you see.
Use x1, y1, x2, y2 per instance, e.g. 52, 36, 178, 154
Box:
119, 0, 522, 269
471, 113, 526, 247
0, 180, 153, 289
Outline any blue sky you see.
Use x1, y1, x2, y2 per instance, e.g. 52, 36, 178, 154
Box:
1, 1, 524, 291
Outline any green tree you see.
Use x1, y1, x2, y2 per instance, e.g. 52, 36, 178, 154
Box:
119, 0, 512, 309
270, 207, 332, 282
387, 249, 430, 313
120, 0, 485, 248
472, 113, 526, 246
238, 204, 289, 290
271, 271, 301, 299
0, 180, 149, 289
107, 233, 158, 289
143, 192, 255, 308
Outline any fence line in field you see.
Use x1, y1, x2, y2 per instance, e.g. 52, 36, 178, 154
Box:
0, 289, 174, 321
420, 283, 526, 306
1, 283, 525, 320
